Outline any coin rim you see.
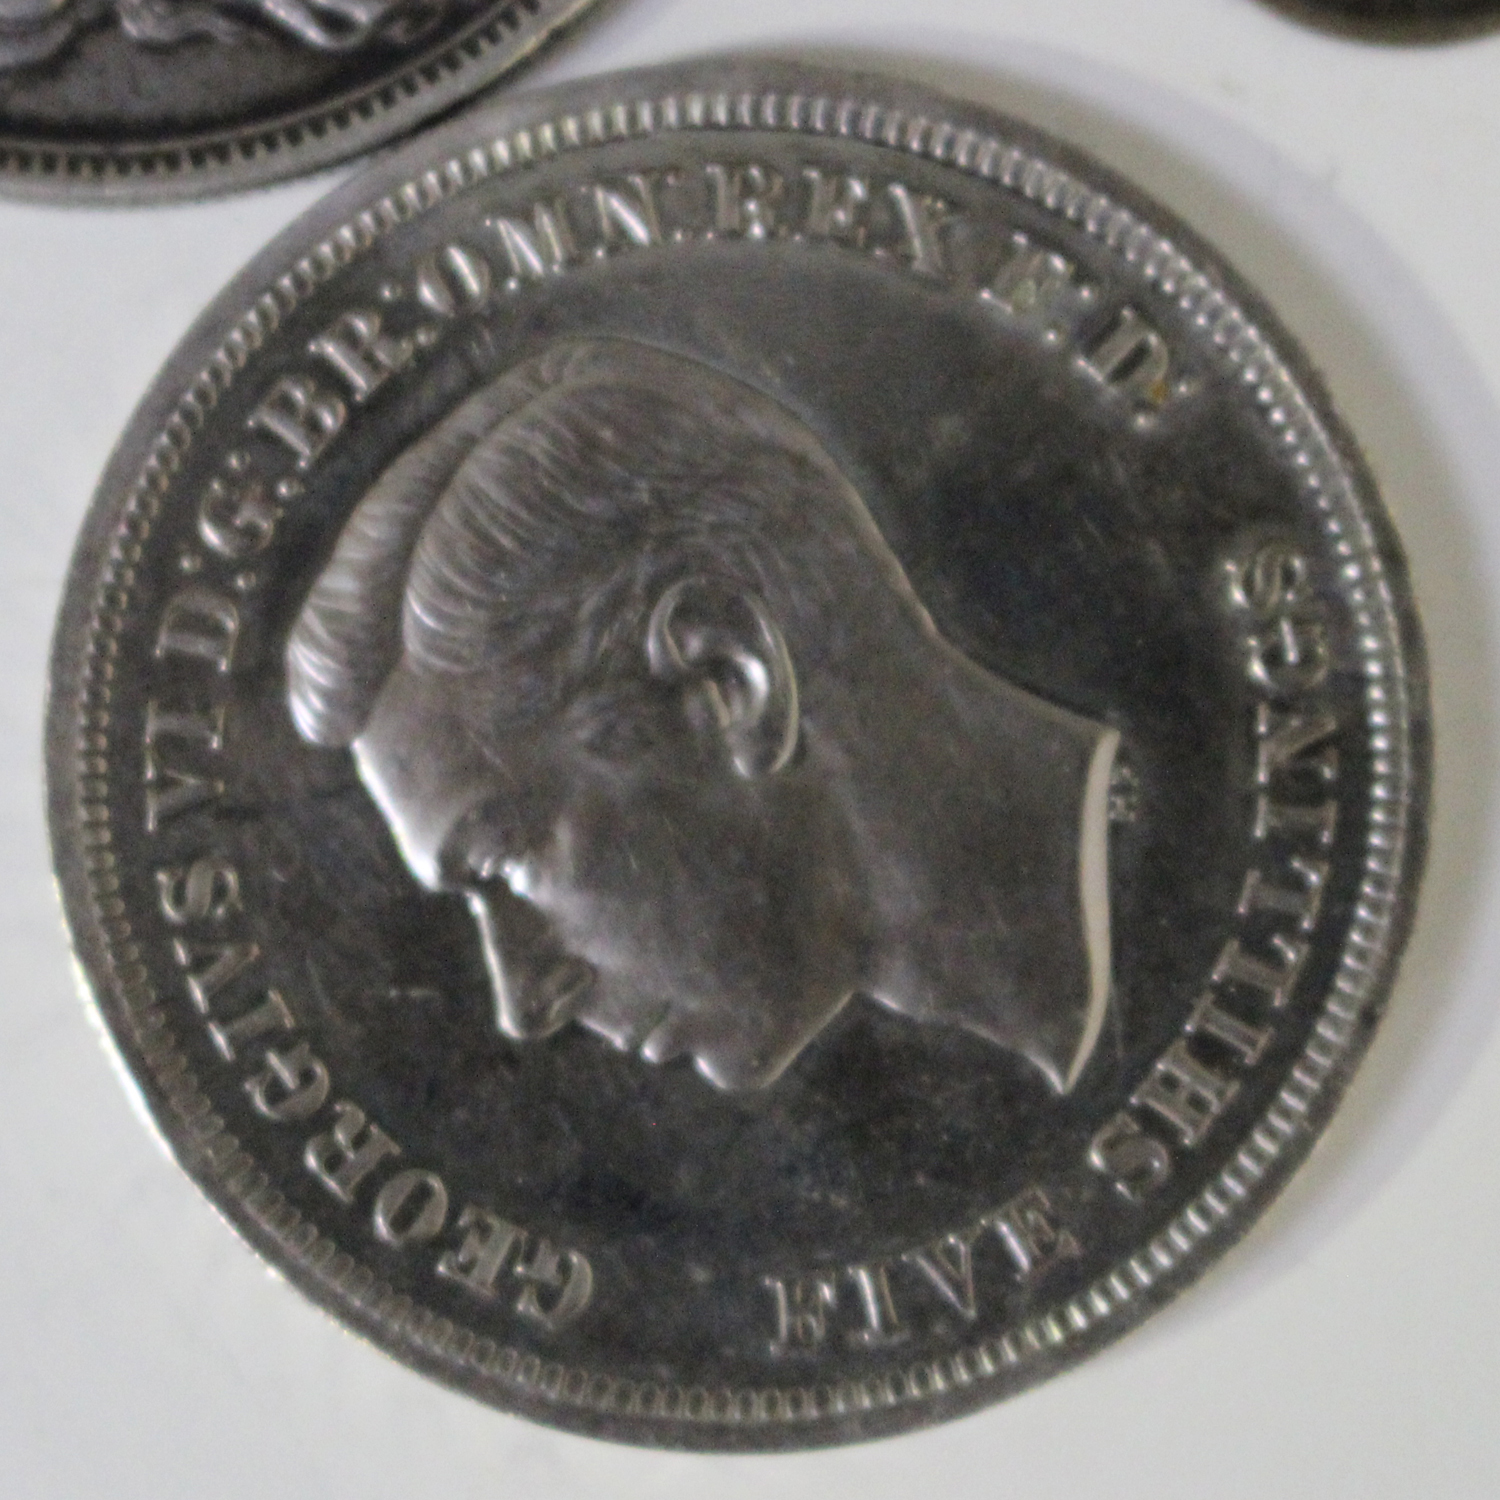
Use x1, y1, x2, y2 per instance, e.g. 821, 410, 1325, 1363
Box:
45, 55, 1432, 1448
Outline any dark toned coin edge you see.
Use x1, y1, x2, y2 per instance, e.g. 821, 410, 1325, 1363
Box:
1255, 0, 1500, 43
45, 55, 1431, 1448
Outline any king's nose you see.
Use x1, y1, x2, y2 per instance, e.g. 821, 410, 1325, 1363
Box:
464, 883, 594, 1040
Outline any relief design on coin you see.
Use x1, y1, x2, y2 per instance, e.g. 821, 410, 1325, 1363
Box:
0, 0, 602, 198
287, 337, 1120, 1097
0, 0, 462, 71
48, 59, 1428, 1448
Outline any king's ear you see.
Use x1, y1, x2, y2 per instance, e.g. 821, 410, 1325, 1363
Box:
646, 577, 799, 778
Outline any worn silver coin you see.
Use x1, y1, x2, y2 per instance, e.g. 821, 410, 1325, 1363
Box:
47, 57, 1428, 1448
0, 0, 603, 200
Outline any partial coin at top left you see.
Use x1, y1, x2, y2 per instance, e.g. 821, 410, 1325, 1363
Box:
0, 0, 606, 201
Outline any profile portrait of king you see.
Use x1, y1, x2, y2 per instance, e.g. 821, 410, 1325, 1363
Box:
286, 338, 1119, 1095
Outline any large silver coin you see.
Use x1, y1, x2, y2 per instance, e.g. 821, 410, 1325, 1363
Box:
46, 57, 1429, 1448
0, 0, 602, 200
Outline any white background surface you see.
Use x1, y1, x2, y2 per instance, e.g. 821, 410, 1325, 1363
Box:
2, 2, 1499, 1496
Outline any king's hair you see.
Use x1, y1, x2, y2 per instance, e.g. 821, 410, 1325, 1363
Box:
286, 338, 897, 750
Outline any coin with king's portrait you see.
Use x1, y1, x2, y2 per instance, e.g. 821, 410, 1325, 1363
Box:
47, 58, 1428, 1447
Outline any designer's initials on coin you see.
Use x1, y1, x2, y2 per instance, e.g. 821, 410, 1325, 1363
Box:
48, 58, 1428, 1447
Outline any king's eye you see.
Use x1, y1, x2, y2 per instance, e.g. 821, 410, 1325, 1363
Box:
565, 684, 669, 761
